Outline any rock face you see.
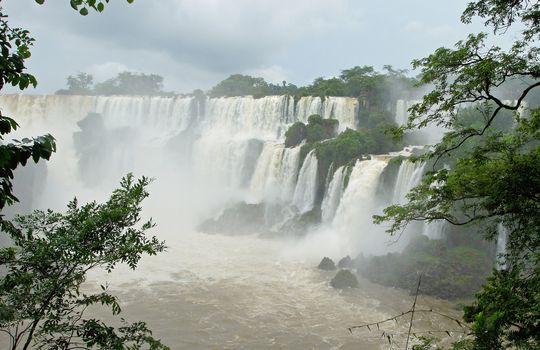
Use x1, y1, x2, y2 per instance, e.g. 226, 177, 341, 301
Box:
318, 257, 336, 271
337, 256, 353, 269
331, 269, 359, 289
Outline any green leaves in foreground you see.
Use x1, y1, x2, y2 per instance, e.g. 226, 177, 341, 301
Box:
0, 174, 169, 350
34, 1, 135, 16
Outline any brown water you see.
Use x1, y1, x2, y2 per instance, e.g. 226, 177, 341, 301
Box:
81, 231, 466, 349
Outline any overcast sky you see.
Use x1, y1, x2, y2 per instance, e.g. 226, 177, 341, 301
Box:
3, 0, 501, 94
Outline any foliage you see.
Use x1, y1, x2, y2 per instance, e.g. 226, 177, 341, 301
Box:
208, 66, 419, 107
376, 0, 540, 348
0, 175, 168, 350
305, 114, 338, 143
284, 122, 307, 148
56, 72, 94, 95
0, 6, 55, 210
208, 74, 281, 98
412, 337, 473, 350
35, 0, 135, 16
93, 72, 165, 96
284, 115, 338, 149
359, 236, 493, 299
57, 71, 170, 96
0, 2, 169, 349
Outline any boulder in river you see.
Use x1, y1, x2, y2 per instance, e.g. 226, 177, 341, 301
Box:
318, 257, 336, 271
337, 256, 353, 269
331, 269, 359, 289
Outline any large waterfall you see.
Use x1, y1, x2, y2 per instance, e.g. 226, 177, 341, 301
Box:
321, 165, 346, 223
292, 150, 318, 214
0, 94, 450, 246
0, 94, 468, 349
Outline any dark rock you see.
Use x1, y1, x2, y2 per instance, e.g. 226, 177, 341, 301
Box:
337, 256, 353, 268
198, 202, 267, 235
318, 257, 336, 271
331, 269, 359, 289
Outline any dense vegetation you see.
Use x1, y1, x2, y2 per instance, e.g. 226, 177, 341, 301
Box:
1, 1, 169, 349
375, 1, 540, 348
208, 65, 419, 103
57, 71, 170, 96
358, 236, 492, 300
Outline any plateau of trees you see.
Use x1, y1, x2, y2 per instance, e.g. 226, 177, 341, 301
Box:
57, 71, 170, 96
375, 0, 540, 348
1, 1, 170, 349
208, 65, 420, 105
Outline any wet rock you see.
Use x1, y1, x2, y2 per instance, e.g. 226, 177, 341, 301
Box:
337, 256, 353, 269
331, 269, 359, 289
318, 257, 336, 271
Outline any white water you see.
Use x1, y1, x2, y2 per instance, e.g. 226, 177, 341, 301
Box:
296, 96, 358, 131
392, 160, 425, 204
288, 159, 391, 262
248, 142, 301, 203
292, 150, 319, 214
496, 223, 509, 269
321, 165, 346, 223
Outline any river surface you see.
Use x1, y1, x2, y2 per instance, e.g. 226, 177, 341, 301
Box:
84, 230, 465, 350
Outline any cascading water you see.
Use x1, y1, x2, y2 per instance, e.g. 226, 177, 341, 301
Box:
331, 158, 390, 254
392, 160, 426, 204
248, 142, 301, 203
322, 97, 358, 131
295, 96, 322, 123
496, 223, 509, 269
292, 150, 318, 214
321, 165, 346, 223
296, 96, 358, 131
289, 158, 392, 261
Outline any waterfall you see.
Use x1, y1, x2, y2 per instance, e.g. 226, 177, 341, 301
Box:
333, 159, 388, 228
202, 95, 291, 139
322, 97, 358, 131
328, 158, 390, 255
321, 165, 346, 222
295, 96, 358, 131
1, 94, 360, 223
422, 220, 446, 240
295, 96, 322, 123
95, 96, 194, 142
292, 150, 318, 214
496, 223, 508, 269
248, 143, 301, 203
392, 160, 426, 204
395, 99, 421, 126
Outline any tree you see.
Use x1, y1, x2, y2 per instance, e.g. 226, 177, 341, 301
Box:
208, 74, 271, 98
57, 72, 94, 95
0, 0, 135, 209
375, 1, 540, 348
0, 6, 55, 210
93, 72, 165, 96
1, 1, 169, 349
0, 175, 169, 350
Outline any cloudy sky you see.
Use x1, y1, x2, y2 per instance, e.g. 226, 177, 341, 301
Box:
4, 0, 498, 94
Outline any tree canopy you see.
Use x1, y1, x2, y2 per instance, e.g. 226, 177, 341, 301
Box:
375, 1, 540, 348
57, 71, 169, 96
0, 175, 169, 350
1, 1, 170, 349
